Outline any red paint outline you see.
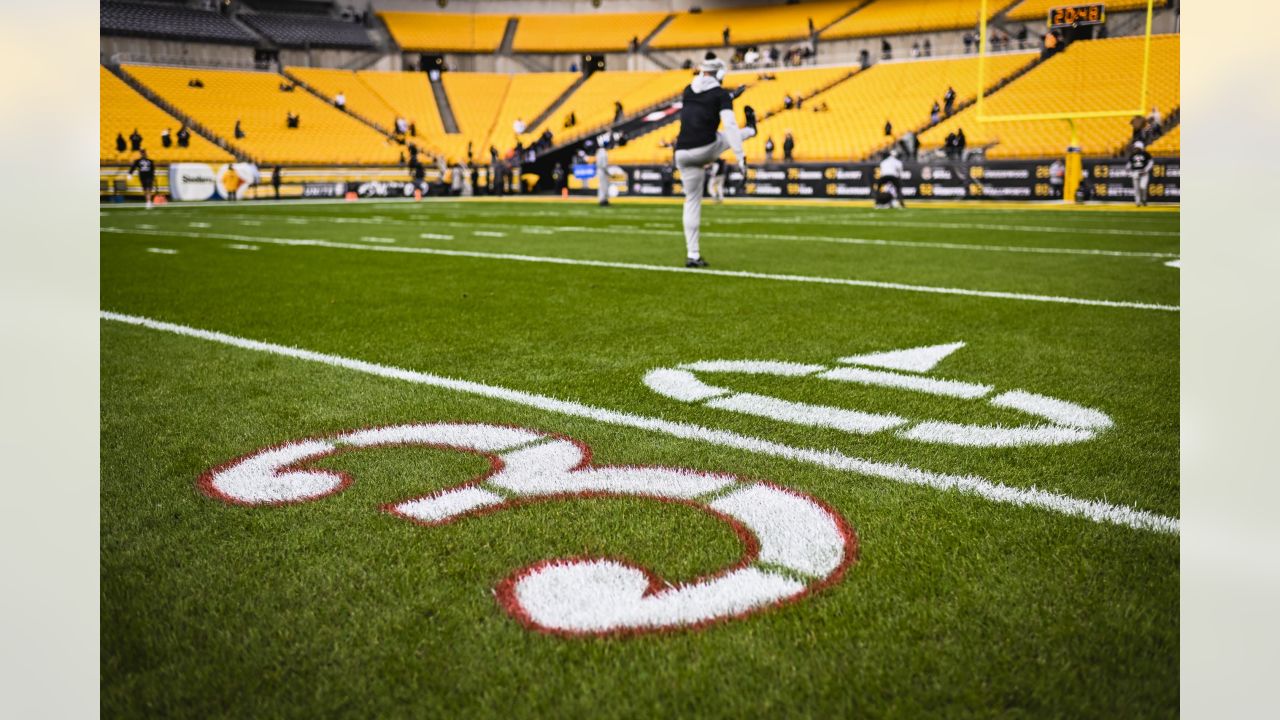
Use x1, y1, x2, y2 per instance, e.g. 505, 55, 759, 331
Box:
196, 423, 859, 637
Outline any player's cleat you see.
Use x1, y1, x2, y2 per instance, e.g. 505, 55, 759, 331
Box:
685, 257, 709, 268
743, 105, 757, 133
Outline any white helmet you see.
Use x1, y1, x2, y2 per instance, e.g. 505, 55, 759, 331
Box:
1133, 140, 1145, 149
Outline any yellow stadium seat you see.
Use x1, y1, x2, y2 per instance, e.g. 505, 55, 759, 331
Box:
487, 72, 581, 154
527, 70, 694, 147
1147, 125, 1178, 156
823, 0, 1000, 39
101, 65, 233, 165
918, 35, 1180, 158
512, 13, 670, 53
735, 53, 1032, 162
650, 1, 854, 49
379, 12, 509, 53
122, 64, 401, 165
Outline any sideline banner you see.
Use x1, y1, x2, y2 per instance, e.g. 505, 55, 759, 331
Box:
168, 163, 218, 202
624, 158, 1179, 202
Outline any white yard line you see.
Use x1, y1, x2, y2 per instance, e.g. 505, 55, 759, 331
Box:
144, 247, 178, 255
100, 227, 1180, 312
100, 310, 1180, 536
220, 214, 1180, 258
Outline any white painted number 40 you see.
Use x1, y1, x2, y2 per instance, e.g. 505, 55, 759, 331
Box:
200, 423, 856, 636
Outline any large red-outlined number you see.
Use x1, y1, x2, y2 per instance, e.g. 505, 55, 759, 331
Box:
199, 423, 857, 636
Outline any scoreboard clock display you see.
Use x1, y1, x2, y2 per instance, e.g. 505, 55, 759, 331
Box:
1048, 3, 1106, 28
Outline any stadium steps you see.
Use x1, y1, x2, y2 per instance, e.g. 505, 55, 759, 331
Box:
526, 74, 590, 134
637, 14, 675, 51
429, 75, 461, 134
817, 0, 875, 36
498, 18, 518, 55
227, 11, 274, 49
105, 62, 253, 163
279, 68, 397, 137
862, 52, 1044, 160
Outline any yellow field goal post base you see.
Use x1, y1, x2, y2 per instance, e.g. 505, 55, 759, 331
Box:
974, 0, 1158, 202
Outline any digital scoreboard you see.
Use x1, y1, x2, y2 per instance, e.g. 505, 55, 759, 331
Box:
1048, 3, 1106, 28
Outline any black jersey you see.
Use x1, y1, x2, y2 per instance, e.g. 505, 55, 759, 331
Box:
675, 84, 732, 150
131, 157, 155, 176
1128, 150, 1153, 175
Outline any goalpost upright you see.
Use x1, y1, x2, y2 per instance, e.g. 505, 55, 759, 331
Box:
974, 0, 1158, 202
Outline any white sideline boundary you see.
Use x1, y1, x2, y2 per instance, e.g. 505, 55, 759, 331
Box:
101, 310, 1179, 536
100, 228, 1179, 312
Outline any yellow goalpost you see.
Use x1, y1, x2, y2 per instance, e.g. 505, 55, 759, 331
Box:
974, 0, 1158, 202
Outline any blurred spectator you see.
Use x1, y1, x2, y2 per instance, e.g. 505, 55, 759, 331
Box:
881, 39, 892, 60
271, 165, 282, 198
808, 17, 815, 36
765, 136, 775, 162
614, 101, 624, 123
177, 126, 190, 148
395, 117, 408, 134
744, 47, 760, 67
945, 132, 957, 158
769, 46, 781, 65
900, 130, 918, 161
812, 101, 830, 113
884, 119, 892, 136
334, 91, 346, 109
796, 95, 804, 110
783, 93, 794, 110
911, 42, 921, 58
513, 117, 527, 135
115, 133, 126, 153
629, 36, 639, 53
723, 27, 730, 46
1148, 106, 1163, 128
1017, 25, 1029, 49
563, 112, 577, 129
188, 78, 204, 88
279, 81, 294, 92
234, 120, 245, 139
944, 86, 956, 116
783, 132, 795, 162
1130, 114, 1147, 142
129, 128, 142, 151
161, 128, 172, 148
1042, 31, 1059, 59
859, 49, 871, 70
956, 128, 966, 159
963, 32, 975, 53
409, 121, 417, 137
930, 101, 941, 124
286, 111, 299, 129
923, 38, 932, 57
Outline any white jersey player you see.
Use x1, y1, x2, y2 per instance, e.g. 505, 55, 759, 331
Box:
1128, 140, 1154, 207
673, 54, 757, 267
596, 140, 610, 206
707, 158, 727, 203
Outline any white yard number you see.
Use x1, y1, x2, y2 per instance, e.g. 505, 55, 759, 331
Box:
200, 423, 856, 636
644, 342, 1113, 447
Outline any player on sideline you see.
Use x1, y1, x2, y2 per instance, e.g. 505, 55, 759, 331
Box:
674, 53, 757, 267
596, 136, 610, 206
1128, 140, 1154, 207
876, 148, 905, 209
707, 158, 727, 204
129, 149, 157, 209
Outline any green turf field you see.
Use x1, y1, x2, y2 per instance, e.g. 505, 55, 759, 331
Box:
100, 199, 1179, 718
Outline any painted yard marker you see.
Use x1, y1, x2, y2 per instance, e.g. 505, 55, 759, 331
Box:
225, 244, 259, 251
189, 222, 211, 228
474, 230, 507, 237
201, 422, 855, 635
420, 233, 454, 240
1165, 259, 1181, 268
646, 344, 1112, 448
145, 247, 178, 255
100, 228, 1180, 312
359, 236, 398, 244
100, 310, 1179, 535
